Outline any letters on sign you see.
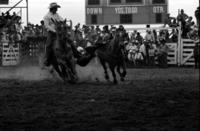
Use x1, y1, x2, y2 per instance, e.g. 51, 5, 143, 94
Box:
87, 8, 103, 15
153, 6, 164, 13
115, 7, 138, 14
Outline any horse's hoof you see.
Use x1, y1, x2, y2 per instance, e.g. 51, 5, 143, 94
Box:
120, 77, 125, 82
113, 80, 118, 84
105, 75, 109, 80
122, 72, 127, 77
63, 80, 68, 85
50, 69, 54, 74
68, 80, 77, 84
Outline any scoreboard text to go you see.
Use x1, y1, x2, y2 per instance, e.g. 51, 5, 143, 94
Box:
87, 6, 165, 15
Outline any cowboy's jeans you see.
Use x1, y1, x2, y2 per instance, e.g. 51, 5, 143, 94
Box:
44, 31, 56, 66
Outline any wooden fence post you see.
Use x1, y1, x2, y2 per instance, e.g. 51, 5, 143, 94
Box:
177, 22, 182, 66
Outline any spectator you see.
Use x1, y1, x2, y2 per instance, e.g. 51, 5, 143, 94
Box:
157, 39, 169, 68
74, 23, 81, 34
0, 13, 6, 28
40, 20, 47, 37
187, 25, 198, 40
164, 30, 170, 42
130, 30, 137, 43
101, 25, 111, 44
169, 29, 178, 42
195, 6, 200, 27
139, 41, 146, 65
135, 32, 143, 45
134, 48, 144, 66
88, 26, 96, 42
171, 18, 178, 27
118, 25, 125, 32
164, 13, 177, 27
35, 24, 41, 36
144, 30, 154, 65
5, 11, 11, 20
152, 30, 158, 44
193, 40, 200, 68
177, 9, 189, 38
158, 30, 166, 42
127, 42, 138, 64
95, 25, 101, 33
12, 12, 17, 20
145, 30, 154, 42
148, 42, 157, 67
110, 25, 116, 32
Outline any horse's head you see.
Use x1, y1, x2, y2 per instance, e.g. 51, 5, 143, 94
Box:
51, 18, 68, 40
110, 30, 127, 55
51, 19, 74, 53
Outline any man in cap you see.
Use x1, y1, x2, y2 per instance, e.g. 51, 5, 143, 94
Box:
43, 2, 63, 67
177, 9, 189, 38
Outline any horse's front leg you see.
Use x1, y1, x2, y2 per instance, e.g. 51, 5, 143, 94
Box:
67, 56, 78, 82
99, 58, 109, 81
117, 65, 124, 82
52, 62, 64, 80
109, 64, 117, 84
121, 60, 127, 78
59, 64, 69, 83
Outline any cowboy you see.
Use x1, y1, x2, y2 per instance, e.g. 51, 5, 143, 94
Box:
43, 2, 63, 67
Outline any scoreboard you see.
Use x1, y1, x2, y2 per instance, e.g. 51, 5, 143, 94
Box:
85, 0, 168, 25
0, 0, 9, 5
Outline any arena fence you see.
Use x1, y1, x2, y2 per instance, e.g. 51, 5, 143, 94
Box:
166, 43, 178, 65
26, 37, 46, 57
1, 41, 20, 66
126, 26, 197, 67
0, 27, 197, 67
180, 39, 195, 66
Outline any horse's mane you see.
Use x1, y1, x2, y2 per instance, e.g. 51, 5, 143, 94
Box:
109, 34, 121, 54
53, 20, 73, 54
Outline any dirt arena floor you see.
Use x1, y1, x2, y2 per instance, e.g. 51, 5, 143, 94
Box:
0, 65, 199, 131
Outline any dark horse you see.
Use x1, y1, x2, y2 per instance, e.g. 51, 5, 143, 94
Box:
94, 31, 127, 84
48, 19, 77, 83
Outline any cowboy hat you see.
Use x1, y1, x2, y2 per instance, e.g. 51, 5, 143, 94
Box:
49, 2, 61, 9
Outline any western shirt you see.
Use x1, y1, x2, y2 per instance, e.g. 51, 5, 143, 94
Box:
43, 12, 63, 32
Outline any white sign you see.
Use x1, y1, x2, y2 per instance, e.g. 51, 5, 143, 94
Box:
87, 8, 102, 15
115, 7, 138, 14
153, 6, 164, 13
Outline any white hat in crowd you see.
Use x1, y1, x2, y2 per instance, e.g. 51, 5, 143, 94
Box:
49, 2, 61, 9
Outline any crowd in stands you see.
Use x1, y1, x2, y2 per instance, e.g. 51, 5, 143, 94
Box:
165, 9, 199, 40
0, 11, 22, 42
0, 7, 199, 67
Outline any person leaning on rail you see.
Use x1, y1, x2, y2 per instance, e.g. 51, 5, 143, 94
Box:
164, 13, 177, 27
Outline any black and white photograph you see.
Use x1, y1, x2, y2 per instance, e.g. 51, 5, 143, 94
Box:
0, 0, 199, 130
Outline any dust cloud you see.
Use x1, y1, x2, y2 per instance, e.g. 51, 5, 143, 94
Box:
0, 57, 106, 82
76, 57, 105, 82
0, 66, 53, 81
